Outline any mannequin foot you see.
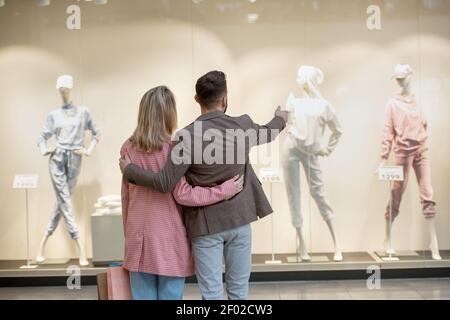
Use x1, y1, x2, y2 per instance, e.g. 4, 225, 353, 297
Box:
384, 239, 396, 255
79, 258, 89, 267
36, 255, 45, 264
432, 253, 442, 261
430, 245, 441, 260
298, 247, 311, 262
74, 238, 88, 266
385, 248, 396, 255
299, 254, 311, 262
334, 251, 343, 262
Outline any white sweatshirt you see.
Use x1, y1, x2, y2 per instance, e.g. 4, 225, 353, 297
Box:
286, 94, 342, 153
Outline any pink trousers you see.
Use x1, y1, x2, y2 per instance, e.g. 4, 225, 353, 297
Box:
385, 148, 436, 221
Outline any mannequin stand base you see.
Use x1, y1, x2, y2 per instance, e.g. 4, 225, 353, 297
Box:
20, 264, 38, 269
33, 258, 70, 265
287, 255, 330, 263
381, 256, 400, 261
376, 250, 419, 257
265, 260, 282, 265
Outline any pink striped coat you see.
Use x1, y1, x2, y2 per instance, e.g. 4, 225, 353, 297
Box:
120, 139, 236, 277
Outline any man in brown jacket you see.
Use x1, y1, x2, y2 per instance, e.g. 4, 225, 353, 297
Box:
120, 71, 287, 300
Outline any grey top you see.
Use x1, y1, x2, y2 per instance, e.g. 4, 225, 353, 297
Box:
38, 104, 101, 150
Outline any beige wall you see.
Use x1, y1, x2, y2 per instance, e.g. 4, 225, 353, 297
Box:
0, 0, 448, 260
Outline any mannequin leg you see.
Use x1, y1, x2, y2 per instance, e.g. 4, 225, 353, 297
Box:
383, 154, 412, 255
301, 150, 341, 260
325, 219, 342, 261
295, 228, 311, 261
36, 234, 50, 263
64, 151, 82, 239
412, 150, 440, 260
283, 142, 308, 260
68, 153, 87, 266
427, 217, 441, 260
75, 239, 89, 266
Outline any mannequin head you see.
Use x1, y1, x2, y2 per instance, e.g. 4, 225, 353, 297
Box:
296, 66, 324, 99
393, 64, 413, 94
195, 70, 228, 114
56, 75, 74, 105
58, 87, 72, 105
396, 75, 412, 89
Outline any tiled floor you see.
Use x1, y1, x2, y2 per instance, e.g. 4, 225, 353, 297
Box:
0, 278, 449, 300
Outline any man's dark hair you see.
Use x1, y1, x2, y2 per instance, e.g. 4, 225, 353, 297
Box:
195, 71, 227, 109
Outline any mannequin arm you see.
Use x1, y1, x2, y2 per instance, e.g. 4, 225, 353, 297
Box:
86, 139, 98, 156
380, 104, 395, 161
38, 139, 55, 156
38, 141, 48, 156
37, 114, 55, 156
325, 114, 343, 154
86, 108, 101, 150
315, 104, 342, 156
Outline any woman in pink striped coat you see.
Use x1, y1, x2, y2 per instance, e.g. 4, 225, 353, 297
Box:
120, 86, 242, 300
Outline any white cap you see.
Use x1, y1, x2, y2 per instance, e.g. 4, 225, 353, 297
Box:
392, 64, 412, 79
296, 66, 324, 85
56, 75, 74, 89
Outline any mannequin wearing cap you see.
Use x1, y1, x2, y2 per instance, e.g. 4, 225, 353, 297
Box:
283, 66, 343, 262
36, 75, 101, 266
378, 64, 441, 260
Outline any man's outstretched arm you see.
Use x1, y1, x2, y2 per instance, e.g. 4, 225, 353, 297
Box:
245, 106, 288, 145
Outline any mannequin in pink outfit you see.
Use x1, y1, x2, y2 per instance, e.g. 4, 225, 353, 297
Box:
377, 64, 441, 260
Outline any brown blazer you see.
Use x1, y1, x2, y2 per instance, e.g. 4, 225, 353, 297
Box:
123, 111, 286, 238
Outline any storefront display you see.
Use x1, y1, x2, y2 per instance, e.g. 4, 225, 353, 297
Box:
0, 0, 449, 279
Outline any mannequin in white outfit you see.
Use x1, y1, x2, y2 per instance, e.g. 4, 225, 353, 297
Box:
283, 66, 343, 262
36, 75, 100, 267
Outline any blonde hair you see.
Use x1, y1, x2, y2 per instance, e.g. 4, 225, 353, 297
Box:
131, 86, 177, 152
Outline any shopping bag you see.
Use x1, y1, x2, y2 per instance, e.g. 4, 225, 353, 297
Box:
106, 267, 132, 300
96, 272, 108, 300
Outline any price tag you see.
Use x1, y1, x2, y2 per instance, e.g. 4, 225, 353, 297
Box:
259, 168, 283, 183
13, 175, 39, 189
378, 166, 404, 181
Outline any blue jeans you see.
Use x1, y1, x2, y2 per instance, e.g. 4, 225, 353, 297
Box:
129, 272, 185, 300
191, 224, 252, 300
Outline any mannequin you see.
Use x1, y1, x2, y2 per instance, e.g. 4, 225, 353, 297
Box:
36, 75, 101, 266
379, 64, 441, 260
283, 66, 343, 262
